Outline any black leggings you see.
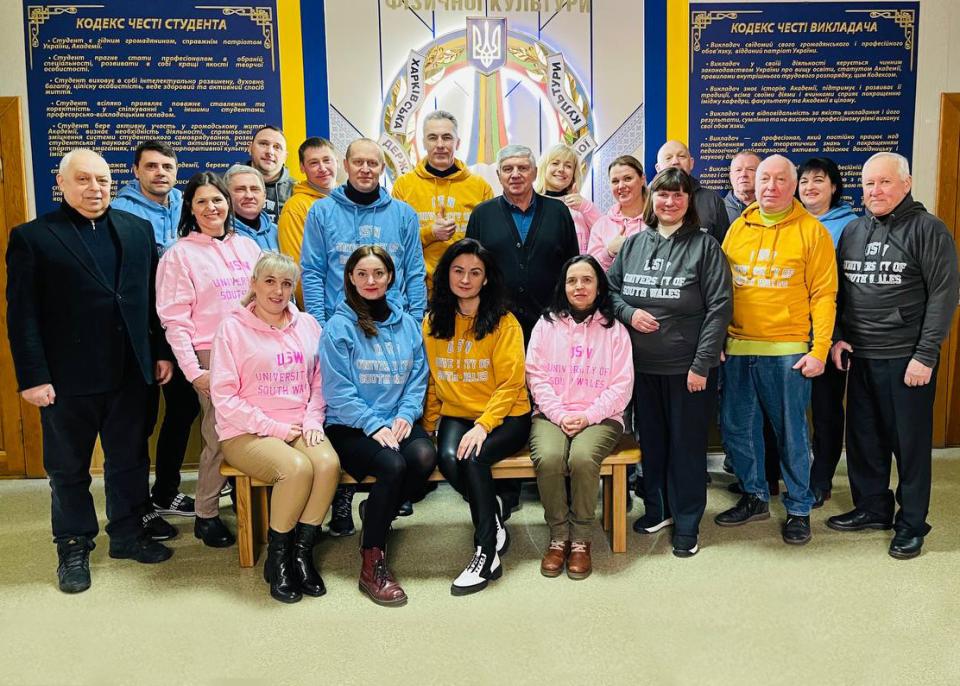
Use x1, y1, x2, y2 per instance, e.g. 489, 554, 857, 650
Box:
437, 414, 531, 551
326, 423, 436, 549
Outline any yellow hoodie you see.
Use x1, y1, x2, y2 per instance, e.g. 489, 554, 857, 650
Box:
278, 180, 328, 266
392, 159, 493, 292
422, 311, 530, 433
722, 199, 838, 361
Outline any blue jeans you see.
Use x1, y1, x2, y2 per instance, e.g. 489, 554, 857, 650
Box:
721, 354, 814, 515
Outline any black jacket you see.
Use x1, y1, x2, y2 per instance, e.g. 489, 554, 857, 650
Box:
608, 222, 732, 376
836, 194, 959, 366
6, 205, 171, 395
691, 177, 730, 245
466, 194, 579, 339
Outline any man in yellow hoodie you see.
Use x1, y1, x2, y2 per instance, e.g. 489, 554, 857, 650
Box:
715, 154, 837, 546
392, 111, 493, 294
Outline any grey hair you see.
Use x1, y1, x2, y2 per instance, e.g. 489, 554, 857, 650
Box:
422, 110, 458, 136
59, 148, 106, 175
240, 252, 301, 307
345, 137, 385, 164
864, 152, 911, 180
497, 144, 536, 168
223, 164, 266, 192
758, 154, 798, 182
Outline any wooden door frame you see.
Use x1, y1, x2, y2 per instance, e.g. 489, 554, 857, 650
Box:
934, 93, 960, 447
0, 96, 43, 477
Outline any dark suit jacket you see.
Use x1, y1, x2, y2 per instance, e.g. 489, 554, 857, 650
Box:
6, 206, 171, 395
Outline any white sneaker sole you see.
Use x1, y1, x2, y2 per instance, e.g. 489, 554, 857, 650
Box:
639, 517, 674, 534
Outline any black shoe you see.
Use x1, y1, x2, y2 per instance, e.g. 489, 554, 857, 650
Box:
193, 516, 235, 548
888, 531, 924, 560
219, 481, 234, 498
56, 537, 94, 593
722, 455, 734, 474
498, 490, 520, 523
152, 492, 196, 518
328, 486, 356, 537
714, 494, 770, 527
727, 481, 744, 495
782, 515, 812, 545
397, 500, 414, 517
633, 514, 674, 534
265, 528, 302, 603
109, 532, 173, 563
812, 488, 831, 509
826, 508, 893, 532
672, 534, 699, 558
141, 510, 178, 541
293, 523, 326, 597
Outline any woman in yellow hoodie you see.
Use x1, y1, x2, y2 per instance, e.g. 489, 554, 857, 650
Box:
423, 238, 531, 596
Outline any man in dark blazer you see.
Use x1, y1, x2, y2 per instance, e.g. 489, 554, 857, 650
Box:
6, 148, 175, 593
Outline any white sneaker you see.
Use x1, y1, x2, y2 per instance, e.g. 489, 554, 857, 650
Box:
494, 513, 510, 555
450, 546, 502, 596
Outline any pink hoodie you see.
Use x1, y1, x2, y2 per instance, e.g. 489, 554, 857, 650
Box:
586, 204, 646, 271
525, 311, 634, 428
156, 231, 262, 381
568, 198, 603, 254
210, 301, 325, 441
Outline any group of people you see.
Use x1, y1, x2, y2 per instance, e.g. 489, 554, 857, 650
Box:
6, 111, 957, 607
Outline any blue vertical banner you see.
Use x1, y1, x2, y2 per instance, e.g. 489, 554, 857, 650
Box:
23, 1, 282, 214
688, 2, 919, 208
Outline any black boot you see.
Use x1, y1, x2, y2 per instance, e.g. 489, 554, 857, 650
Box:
264, 528, 301, 604
293, 523, 326, 597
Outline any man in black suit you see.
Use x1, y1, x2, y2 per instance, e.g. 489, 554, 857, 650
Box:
6, 148, 175, 593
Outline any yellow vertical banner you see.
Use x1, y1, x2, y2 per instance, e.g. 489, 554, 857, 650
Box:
278, 0, 306, 180
666, 0, 689, 144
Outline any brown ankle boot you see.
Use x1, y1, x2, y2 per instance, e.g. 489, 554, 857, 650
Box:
567, 541, 592, 580
359, 547, 407, 607
540, 539, 570, 578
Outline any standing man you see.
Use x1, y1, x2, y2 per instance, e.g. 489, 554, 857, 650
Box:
392, 110, 493, 293
225, 164, 279, 250
278, 136, 339, 268
828, 152, 958, 559
724, 149, 761, 224
466, 144, 579, 342
246, 125, 294, 222
300, 137, 427, 536
715, 154, 837, 546
6, 149, 175, 593
112, 140, 198, 522
655, 140, 730, 243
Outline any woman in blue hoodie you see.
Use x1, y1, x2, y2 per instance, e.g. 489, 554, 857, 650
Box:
797, 157, 858, 506
321, 245, 436, 607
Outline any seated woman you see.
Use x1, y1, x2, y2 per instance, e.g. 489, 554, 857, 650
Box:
535, 143, 602, 253
156, 172, 262, 548
423, 239, 531, 596
321, 246, 437, 607
210, 252, 339, 604
526, 255, 634, 579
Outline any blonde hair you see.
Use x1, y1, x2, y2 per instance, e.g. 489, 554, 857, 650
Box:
534, 143, 582, 194
241, 252, 301, 306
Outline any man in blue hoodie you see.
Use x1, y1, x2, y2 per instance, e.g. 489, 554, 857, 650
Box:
113, 140, 199, 523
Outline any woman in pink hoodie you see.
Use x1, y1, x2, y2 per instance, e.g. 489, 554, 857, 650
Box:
534, 143, 602, 253
211, 252, 339, 604
156, 172, 261, 549
586, 155, 648, 271
526, 255, 634, 580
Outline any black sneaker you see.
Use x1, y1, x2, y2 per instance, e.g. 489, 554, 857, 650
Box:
714, 494, 770, 527
56, 537, 94, 594
141, 510, 178, 541
812, 488, 831, 509
220, 481, 234, 498
672, 534, 699, 558
633, 514, 673, 534
782, 515, 812, 545
152, 492, 195, 518
109, 532, 173, 563
397, 500, 414, 517
328, 486, 356, 537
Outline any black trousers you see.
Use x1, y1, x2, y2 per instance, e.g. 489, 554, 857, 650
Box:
633, 370, 716, 536
810, 361, 848, 492
41, 372, 153, 542
326, 423, 436, 549
146, 360, 200, 503
845, 356, 935, 537
437, 414, 531, 551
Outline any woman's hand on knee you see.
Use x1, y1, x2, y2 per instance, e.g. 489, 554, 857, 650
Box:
303, 428, 325, 447
391, 417, 412, 443
285, 424, 303, 442
456, 424, 488, 460
373, 426, 400, 450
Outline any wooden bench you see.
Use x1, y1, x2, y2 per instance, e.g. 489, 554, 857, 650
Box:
220, 441, 640, 568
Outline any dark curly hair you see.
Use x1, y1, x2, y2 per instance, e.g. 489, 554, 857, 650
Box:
427, 238, 510, 341
543, 254, 615, 328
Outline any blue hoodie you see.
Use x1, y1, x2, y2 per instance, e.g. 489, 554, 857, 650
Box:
320, 293, 427, 435
232, 212, 279, 251
817, 202, 858, 246
300, 185, 427, 325
112, 180, 183, 254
